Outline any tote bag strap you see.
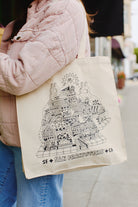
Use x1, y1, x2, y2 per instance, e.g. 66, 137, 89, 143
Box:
78, 19, 87, 58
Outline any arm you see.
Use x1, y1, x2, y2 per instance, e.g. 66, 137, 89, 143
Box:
0, 29, 67, 96
0, 4, 85, 96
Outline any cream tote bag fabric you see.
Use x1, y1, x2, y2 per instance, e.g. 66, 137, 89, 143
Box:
16, 23, 127, 179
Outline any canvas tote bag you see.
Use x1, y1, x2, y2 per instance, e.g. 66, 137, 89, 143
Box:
16, 22, 127, 179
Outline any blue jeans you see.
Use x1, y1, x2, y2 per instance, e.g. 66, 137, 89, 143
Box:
0, 141, 64, 207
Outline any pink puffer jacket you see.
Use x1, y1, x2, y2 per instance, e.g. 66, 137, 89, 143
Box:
0, 0, 90, 146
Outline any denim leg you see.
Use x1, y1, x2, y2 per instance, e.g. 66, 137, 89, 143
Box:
11, 147, 64, 207
0, 141, 17, 207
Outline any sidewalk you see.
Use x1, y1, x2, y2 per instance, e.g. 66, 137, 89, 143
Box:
63, 80, 138, 207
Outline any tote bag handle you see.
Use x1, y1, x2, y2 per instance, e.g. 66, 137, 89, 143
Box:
78, 19, 87, 58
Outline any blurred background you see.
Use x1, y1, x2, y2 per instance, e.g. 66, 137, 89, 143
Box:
0, 0, 138, 206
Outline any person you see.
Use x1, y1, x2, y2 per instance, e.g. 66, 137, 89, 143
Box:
0, 0, 91, 206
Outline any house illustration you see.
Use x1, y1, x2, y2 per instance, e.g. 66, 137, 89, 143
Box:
36, 74, 110, 158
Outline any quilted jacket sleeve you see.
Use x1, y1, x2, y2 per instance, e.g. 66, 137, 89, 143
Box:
0, 3, 87, 96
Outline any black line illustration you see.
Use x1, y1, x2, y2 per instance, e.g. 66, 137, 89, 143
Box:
36, 73, 111, 158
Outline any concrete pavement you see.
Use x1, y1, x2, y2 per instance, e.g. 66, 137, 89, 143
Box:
63, 80, 138, 207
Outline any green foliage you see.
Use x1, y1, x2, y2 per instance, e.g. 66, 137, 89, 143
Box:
133, 69, 138, 73
117, 71, 126, 79
134, 48, 138, 63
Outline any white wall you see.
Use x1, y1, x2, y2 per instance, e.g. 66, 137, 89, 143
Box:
131, 0, 138, 46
